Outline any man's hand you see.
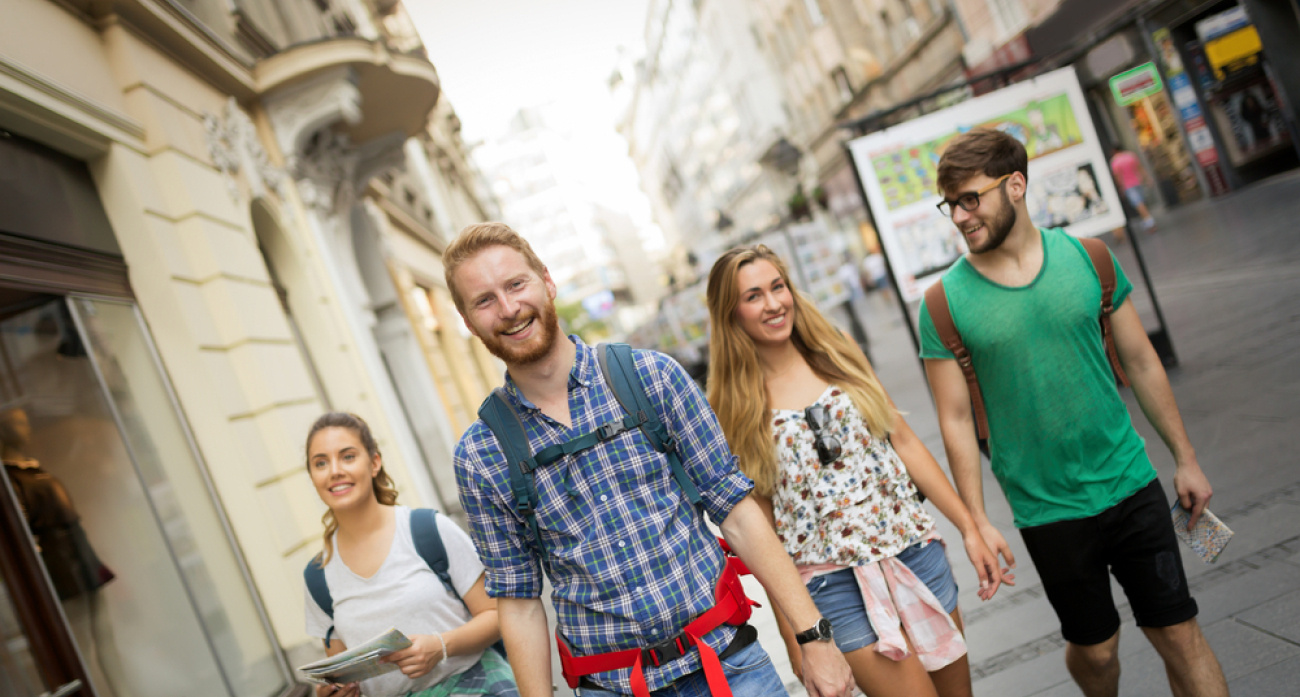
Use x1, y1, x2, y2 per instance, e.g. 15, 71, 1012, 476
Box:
978, 521, 1017, 590
798, 640, 854, 697
315, 682, 359, 697
1173, 458, 1213, 528
382, 633, 445, 678
961, 533, 1005, 601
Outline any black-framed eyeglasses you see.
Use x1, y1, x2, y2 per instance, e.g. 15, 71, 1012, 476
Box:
936, 174, 1011, 217
804, 405, 842, 465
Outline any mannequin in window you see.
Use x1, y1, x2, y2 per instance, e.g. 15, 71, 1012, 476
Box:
3, 405, 122, 697
2, 406, 114, 599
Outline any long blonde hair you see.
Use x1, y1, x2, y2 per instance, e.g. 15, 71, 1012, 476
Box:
705, 245, 896, 496
305, 412, 399, 566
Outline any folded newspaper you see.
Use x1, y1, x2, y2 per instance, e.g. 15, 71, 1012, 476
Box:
297, 628, 412, 685
1171, 503, 1233, 563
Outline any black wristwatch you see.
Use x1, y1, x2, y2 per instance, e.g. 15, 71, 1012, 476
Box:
795, 617, 834, 645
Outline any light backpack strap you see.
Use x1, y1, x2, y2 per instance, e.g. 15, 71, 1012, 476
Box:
1079, 238, 1130, 386
597, 343, 703, 507
303, 555, 336, 645
925, 280, 989, 439
476, 389, 549, 572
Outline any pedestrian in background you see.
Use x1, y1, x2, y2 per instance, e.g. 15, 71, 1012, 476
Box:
1109, 145, 1156, 233
705, 245, 1005, 697
445, 222, 854, 697
302, 412, 515, 697
922, 128, 1227, 697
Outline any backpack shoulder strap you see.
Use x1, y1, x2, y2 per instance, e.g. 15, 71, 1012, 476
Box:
409, 508, 458, 600
303, 555, 336, 645
597, 343, 703, 507
409, 509, 510, 658
925, 280, 989, 439
476, 389, 549, 570
1079, 237, 1130, 386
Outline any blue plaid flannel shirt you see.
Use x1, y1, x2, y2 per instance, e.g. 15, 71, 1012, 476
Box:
453, 337, 754, 693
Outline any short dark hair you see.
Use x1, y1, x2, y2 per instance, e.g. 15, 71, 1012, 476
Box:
936, 128, 1028, 194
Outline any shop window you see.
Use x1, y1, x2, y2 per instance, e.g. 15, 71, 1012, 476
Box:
0, 296, 289, 697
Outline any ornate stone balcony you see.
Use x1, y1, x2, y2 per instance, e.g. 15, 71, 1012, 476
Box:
257, 36, 439, 150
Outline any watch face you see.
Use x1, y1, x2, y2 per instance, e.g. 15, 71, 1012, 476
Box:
818, 618, 833, 639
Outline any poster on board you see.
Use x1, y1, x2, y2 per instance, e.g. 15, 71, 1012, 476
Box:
847, 67, 1126, 302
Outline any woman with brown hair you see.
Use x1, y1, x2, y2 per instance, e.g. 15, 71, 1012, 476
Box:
301, 412, 515, 697
704, 246, 1008, 697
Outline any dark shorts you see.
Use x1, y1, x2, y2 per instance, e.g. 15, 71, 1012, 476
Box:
1019, 478, 1197, 645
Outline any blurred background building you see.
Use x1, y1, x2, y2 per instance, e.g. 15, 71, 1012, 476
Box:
614, 0, 1298, 374
474, 105, 663, 339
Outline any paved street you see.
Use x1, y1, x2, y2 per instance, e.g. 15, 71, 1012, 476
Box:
774, 170, 1300, 696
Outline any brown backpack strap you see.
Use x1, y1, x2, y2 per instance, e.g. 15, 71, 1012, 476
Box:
925, 280, 989, 439
1079, 237, 1130, 386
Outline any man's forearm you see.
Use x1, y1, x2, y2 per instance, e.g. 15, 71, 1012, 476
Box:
1128, 358, 1195, 462
942, 418, 989, 522
719, 496, 821, 629
498, 597, 553, 697
721, 495, 852, 697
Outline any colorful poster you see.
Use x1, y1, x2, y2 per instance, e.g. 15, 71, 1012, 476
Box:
847, 67, 1126, 302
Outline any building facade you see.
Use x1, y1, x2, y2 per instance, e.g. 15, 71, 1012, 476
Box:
746, 0, 966, 249
474, 106, 662, 338
616, 0, 793, 283
0, 1, 497, 696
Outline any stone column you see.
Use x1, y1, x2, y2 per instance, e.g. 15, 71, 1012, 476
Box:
264, 67, 444, 510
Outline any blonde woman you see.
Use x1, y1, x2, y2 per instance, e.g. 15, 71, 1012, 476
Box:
704, 246, 1008, 697
302, 412, 516, 697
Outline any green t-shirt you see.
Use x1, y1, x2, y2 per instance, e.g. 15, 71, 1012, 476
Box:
919, 228, 1156, 528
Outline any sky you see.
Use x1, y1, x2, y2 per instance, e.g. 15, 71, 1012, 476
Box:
407, 0, 651, 142
406, 0, 664, 249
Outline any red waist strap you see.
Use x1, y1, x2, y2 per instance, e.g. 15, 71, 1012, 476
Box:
556, 555, 757, 697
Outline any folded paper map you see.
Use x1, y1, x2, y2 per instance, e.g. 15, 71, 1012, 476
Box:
298, 628, 412, 685
1171, 503, 1233, 564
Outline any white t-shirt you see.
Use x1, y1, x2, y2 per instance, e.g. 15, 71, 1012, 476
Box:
304, 506, 487, 697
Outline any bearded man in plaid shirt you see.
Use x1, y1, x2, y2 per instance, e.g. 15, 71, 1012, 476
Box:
446, 223, 853, 697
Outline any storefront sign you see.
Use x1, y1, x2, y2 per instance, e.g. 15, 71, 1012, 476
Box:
1153, 27, 1230, 195
847, 67, 1124, 302
1110, 63, 1164, 106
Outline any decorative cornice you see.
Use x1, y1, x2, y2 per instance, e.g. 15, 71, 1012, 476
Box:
0, 55, 146, 151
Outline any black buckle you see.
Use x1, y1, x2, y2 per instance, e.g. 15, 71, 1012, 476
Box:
597, 422, 623, 440
641, 634, 688, 667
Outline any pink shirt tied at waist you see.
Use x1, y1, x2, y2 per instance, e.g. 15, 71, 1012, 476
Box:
798, 532, 966, 671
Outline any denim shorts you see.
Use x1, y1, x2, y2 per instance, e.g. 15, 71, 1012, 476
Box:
1124, 186, 1146, 210
806, 540, 959, 653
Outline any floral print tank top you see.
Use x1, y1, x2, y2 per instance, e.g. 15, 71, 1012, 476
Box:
771, 385, 935, 566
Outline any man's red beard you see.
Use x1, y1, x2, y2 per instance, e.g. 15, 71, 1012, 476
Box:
478, 302, 561, 366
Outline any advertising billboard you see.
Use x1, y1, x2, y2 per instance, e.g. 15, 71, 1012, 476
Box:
847, 67, 1126, 302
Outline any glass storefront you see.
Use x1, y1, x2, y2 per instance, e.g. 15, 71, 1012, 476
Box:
0, 293, 290, 697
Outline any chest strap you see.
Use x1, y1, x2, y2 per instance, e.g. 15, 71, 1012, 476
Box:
556, 554, 757, 697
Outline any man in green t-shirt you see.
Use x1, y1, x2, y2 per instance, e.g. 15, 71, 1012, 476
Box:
920, 129, 1226, 697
